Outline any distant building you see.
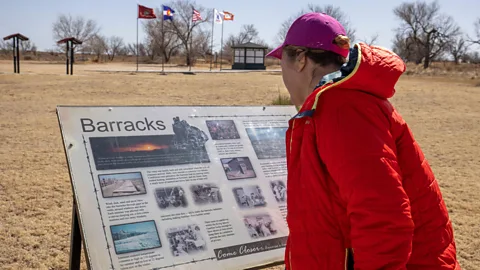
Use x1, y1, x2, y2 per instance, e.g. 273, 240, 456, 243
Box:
231, 42, 268, 70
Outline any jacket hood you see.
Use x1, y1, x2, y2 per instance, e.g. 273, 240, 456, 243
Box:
331, 43, 406, 99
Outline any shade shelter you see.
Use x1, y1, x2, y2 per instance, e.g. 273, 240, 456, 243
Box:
3, 33, 29, 74
231, 42, 268, 70
57, 37, 83, 75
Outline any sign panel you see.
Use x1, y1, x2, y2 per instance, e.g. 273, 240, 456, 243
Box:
57, 106, 296, 270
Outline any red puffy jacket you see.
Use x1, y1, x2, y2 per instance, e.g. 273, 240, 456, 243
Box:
284, 43, 459, 270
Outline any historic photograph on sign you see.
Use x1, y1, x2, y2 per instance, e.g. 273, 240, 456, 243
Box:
166, 224, 207, 257
221, 157, 256, 180
98, 172, 146, 198
190, 184, 223, 205
270, 180, 286, 203
154, 186, 188, 209
110, 220, 161, 255
89, 117, 210, 170
233, 185, 266, 208
205, 120, 240, 140
243, 214, 278, 239
245, 127, 288, 159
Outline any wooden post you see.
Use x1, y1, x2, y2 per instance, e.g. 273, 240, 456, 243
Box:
66, 41, 70, 75
12, 37, 17, 73
70, 41, 74, 75
16, 37, 20, 73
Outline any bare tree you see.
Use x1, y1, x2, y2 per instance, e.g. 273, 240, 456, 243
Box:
168, 0, 212, 66
392, 33, 422, 63
52, 14, 100, 51
276, 4, 356, 45
470, 18, 480, 45
222, 24, 266, 58
463, 51, 480, 64
20, 40, 36, 53
105, 36, 124, 61
393, 1, 460, 69
86, 34, 107, 61
362, 33, 379, 46
193, 28, 211, 59
144, 11, 182, 63
126, 43, 137, 56
449, 35, 468, 64
0, 40, 13, 55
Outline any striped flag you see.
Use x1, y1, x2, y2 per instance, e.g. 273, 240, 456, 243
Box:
192, 8, 202, 22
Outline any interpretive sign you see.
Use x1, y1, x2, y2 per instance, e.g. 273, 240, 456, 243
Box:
57, 106, 296, 270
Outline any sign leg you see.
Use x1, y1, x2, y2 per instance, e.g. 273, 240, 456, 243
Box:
69, 202, 82, 270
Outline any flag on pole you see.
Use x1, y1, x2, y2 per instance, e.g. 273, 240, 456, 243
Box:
138, 5, 156, 19
192, 8, 202, 22
214, 9, 223, 24
223, 11, 234, 21
163, 5, 175, 20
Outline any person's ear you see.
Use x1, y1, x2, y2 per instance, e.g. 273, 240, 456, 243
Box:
294, 51, 307, 72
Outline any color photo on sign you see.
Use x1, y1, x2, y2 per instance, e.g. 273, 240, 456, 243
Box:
246, 127, 288, 159
98, 172, 146, 198
206, 120, 240, 140
89, 135, 210, 171
110, 220, 161, 255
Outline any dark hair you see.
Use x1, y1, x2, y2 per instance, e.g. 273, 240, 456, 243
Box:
283, 35, 350, 68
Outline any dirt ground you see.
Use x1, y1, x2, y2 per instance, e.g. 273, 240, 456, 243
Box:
0, 61, 479, 270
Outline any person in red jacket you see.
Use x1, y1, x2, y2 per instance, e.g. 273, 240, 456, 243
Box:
267, 12, 460, 270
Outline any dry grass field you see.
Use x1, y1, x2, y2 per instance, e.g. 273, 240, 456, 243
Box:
0, 60, 479, 270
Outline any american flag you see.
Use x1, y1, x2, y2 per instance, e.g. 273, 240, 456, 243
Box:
192, 8, 202, 22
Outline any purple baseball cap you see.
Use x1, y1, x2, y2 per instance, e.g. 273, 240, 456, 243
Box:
267, 12, 349, 59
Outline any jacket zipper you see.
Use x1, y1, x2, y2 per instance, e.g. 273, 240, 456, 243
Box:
288, 118, 295, 270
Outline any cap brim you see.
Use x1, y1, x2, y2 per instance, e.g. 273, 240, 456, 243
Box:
266, 45, 283, 59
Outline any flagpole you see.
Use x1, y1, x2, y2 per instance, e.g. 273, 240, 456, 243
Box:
210, 8, 215, 71
220, 20, 224, 71
161, 6, 165, 73
136, 4, 139, 72
189, 6, 193, 72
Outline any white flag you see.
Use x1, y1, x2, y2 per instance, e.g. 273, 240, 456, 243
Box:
214, 9, 223, 24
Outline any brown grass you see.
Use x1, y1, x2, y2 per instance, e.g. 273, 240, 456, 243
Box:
0, 61, 479, 270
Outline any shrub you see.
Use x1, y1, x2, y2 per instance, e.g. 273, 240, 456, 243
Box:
272, 94, 292, 105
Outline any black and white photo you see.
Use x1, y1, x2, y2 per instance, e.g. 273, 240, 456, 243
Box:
154, 186, 188, 209
166, 224, 207, 257
233, 185, 266, 208
243, 214, 277, 239
270, 180, 286, 203
190, 184, 223, 205
221, 157, 256, 180
206, 120, 240, 140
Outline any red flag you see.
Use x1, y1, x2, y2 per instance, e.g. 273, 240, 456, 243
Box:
138, 5, 156, 19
